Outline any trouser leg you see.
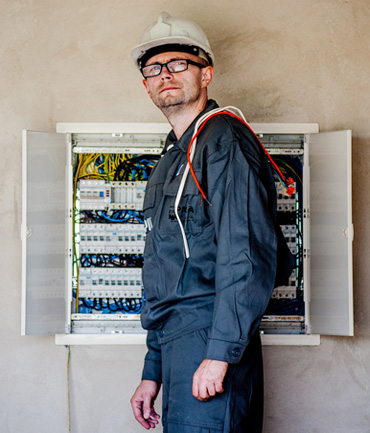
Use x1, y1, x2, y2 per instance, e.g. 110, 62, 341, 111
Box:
160, 329, 263, 433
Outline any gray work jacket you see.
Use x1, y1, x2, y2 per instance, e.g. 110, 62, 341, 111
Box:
141, 100, 280, 383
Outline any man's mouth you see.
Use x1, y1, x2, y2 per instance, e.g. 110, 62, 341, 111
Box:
160, 87, 178, 93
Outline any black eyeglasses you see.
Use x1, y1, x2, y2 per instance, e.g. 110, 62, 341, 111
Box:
141, 59, 207, 78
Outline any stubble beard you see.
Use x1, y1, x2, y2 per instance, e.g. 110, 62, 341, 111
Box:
152, 82, 203, 117
154, 92, 186, 116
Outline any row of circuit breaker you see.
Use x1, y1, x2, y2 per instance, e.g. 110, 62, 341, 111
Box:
79, 268, 143, 299
79, 180, 146, 210
80, 223, 146, 254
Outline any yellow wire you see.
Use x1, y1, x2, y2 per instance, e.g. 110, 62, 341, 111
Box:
77, 153, 127, 181
284, 163, 302, 184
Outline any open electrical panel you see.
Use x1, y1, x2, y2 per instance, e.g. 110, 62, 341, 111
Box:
21, 123, 353, 344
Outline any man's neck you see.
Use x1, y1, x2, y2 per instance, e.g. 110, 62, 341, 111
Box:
162, 95, 208, 140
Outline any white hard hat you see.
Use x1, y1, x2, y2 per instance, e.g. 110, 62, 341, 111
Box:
131, 12, 214, 69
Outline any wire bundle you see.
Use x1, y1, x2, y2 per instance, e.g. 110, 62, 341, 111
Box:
79, 210, 144, 224
80, 254, 144, 268
79, 297, 144, 314
74, 152, 159, 181
113, 155, 159, 181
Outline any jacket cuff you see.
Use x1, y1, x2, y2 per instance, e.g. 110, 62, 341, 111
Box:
205, 338, 246, 364
141, 359, 162, 383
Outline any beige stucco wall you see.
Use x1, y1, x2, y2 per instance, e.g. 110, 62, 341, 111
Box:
1, 0, 369, 432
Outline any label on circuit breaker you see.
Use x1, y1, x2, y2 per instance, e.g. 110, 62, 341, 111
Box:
79, 180, 111, 210
79, 223, 146, 254
78, 267, 143, 299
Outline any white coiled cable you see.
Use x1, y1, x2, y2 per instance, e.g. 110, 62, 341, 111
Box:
174, 106, 248, 258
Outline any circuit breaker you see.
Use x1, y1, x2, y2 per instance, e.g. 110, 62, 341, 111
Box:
21, 123, 353, 344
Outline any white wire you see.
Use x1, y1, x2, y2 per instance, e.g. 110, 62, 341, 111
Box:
174, 106, 248, 258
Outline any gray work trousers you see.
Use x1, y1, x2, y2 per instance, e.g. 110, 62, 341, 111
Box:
160, 328, 264, 433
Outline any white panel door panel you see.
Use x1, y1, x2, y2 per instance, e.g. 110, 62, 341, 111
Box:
22, 131, 68, 335
307, 130, 353, 336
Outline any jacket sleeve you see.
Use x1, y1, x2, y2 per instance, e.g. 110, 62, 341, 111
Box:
141, 330, 162, 382
204, 137, 278, 364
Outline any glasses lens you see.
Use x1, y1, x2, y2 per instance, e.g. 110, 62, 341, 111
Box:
142, 64, 162, 78
167, 60, 188, 73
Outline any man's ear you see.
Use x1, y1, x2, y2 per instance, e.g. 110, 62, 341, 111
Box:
143, 79, 152, 99
201, 66, 213, 89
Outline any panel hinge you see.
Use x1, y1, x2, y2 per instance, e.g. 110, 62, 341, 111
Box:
303, 208, 310, 219
26, 226, 32, 239
343, 224, 354, 241
303, 248, 310, 259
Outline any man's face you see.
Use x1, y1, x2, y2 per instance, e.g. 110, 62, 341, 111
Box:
142, 51, 213, 111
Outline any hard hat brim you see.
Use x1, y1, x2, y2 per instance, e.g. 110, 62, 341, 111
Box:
131, 36, 214, 69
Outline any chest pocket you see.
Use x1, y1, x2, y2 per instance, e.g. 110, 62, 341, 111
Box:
160, 169, 204, 235
143, 182, 158, 212
143, 180, 163, 230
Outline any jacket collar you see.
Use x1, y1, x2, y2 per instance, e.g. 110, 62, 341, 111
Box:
163, 99, 219, 154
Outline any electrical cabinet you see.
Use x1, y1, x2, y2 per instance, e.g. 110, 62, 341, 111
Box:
21, 122, 353, 345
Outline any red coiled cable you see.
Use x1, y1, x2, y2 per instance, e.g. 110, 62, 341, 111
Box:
186, 111, 294, 203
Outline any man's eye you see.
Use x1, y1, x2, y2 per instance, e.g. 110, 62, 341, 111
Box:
171, 60, 186, 66
144, 64, 161, 75
149, 65, 161, 72
168, 60, 187, 72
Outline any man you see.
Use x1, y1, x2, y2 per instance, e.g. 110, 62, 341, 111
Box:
130, 12, 291, 433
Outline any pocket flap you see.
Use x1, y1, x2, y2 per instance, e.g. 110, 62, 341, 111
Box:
143, 184, 156, 210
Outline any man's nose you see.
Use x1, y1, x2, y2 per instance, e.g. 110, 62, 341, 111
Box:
160, 64, 173, 79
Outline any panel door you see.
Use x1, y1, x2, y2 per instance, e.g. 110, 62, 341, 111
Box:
22, 131, 68, 334
307, 130, 353, 336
